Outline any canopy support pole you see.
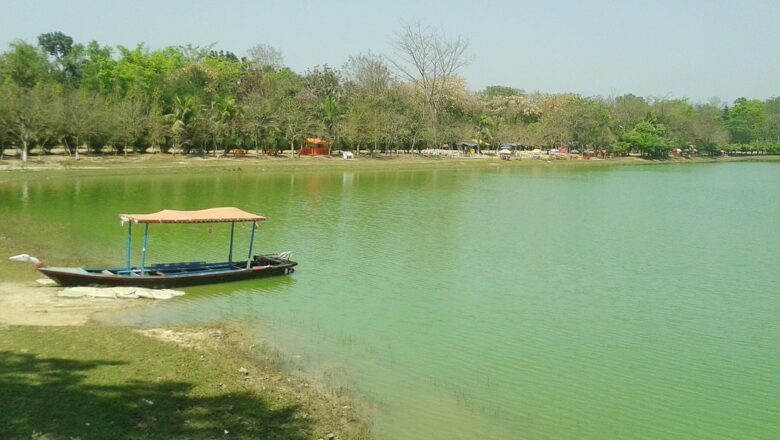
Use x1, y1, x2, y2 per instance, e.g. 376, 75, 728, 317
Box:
140, 223, 150, 275
228, 222, 235, 265
126, 222, 133, 271
246, 221, 256, 269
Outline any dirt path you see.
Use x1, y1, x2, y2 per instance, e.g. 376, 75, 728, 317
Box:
0, 281, 150, 326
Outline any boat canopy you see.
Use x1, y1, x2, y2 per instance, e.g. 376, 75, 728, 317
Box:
120, 207, 266, 224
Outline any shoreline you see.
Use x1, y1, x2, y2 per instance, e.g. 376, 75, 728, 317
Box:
0, 280, 372, 438
1, 153, 778, 183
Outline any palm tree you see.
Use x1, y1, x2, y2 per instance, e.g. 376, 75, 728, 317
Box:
474, 114, 498, 152
165, 96, 195, 157
319, 96, 345, 155
241, 95, 279, 157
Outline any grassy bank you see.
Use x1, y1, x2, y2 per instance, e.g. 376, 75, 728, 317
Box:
2, 153, 778, 183
0, 324, 370, 440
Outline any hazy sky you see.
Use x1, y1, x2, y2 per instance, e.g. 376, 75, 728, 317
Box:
1, 0, 778, 102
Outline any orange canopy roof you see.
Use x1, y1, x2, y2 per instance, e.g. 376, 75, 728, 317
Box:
305, 137, 329, 145
120, 207, 266, 224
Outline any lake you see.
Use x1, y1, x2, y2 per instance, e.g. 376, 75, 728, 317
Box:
2, 161, 779, 439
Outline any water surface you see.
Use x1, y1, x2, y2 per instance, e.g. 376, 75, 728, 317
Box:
2, 162, 779, 439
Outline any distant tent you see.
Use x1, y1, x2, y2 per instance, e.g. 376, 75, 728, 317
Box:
455, 141, 479, 152
500, 143, 520, 150
300, 138, 330, 155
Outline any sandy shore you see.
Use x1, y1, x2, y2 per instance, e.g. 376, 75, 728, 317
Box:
2, 151, 776, 180
0, 281, 151, 326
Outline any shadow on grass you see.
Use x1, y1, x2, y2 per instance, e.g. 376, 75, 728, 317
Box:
0, 350, 312, 440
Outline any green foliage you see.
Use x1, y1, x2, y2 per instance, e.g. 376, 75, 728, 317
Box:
481, 85, 523, 100
623, 121, 670, 157
763, 97, 780, 142
726, 98, 766, 143
37, 32, 73, 61
2, 32, 780, 158
608, 141, 631, 156
0, 42, 51, 88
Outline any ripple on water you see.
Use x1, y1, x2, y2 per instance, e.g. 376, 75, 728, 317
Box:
9, 163, 779, 439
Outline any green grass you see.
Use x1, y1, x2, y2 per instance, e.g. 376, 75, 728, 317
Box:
0, 325, 370, 440
2, 152, 778, 185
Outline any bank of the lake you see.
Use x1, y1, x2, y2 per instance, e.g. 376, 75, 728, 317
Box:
2, 152, 778, 182
0, 323, 370, 439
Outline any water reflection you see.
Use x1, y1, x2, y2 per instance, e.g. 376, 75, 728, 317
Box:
4, 164, 780, 440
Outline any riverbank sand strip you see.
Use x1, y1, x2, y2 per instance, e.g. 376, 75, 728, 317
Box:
0, 282, 153, 326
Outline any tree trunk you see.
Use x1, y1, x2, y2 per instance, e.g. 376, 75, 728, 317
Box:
21, 141, 28, 162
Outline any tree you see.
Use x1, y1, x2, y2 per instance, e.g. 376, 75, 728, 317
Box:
241, 93, 279, 156
166, 95, 196, 156
64, 90, 105, 159
246, 44, 284, 71
0, 41, 51, 88
279, 96, 313, 154
390, 23, 470, 149
685, 103, 729, 154
112, 97, 148, 156
610, 94, 650, 136
146, 103, 167, 153
481, 85, 524, 100
0, 83, 54, 161
303, 65, 342, 99
726, 97, 766, 144
203, 96, 237, 157
527, 94, 578, 147
763, 97, 780, 142
38, 32, 73, 61
344, 52, 392, 95
563, 97, 615, 147
37, 31, 83, 83
479, 113, 500, 148
78, 41, 116, 94
624, 119, 670, 157
343, 52, 393, 154
319, 96, 345, 154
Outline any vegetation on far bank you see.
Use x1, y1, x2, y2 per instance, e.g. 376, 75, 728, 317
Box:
0, 28, 779, 163
0, 325, 370, 439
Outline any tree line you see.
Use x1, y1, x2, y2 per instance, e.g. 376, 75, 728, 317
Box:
1, 28, 779, 161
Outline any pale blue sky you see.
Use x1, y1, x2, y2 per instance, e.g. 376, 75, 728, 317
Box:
1, 0, 778, 102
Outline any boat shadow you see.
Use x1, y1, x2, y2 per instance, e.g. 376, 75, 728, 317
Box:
183, 273, 299, 298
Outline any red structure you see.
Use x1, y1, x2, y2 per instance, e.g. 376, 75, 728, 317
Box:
300, 138, 330, 155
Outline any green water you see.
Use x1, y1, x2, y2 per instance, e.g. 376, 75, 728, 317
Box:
2, 162, 779, 439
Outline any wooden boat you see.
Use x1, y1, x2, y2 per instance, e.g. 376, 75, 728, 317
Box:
25, 207, 297, 289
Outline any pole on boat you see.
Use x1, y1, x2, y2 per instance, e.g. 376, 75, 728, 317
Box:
246, 221, 256, 269
140, 223, 150, 275
228, 222, 235, 265
126, 221, 132, 271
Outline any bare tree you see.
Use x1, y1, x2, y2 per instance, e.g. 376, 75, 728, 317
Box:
246, 44, 284, 71
344, 52, 392, 95
344, 52, 393, 155
390, 23, 469, 149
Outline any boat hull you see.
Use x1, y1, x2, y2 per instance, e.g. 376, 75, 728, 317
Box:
38, 255, 297, 289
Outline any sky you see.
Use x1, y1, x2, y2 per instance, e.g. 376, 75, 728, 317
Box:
1, 0, 778, 103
